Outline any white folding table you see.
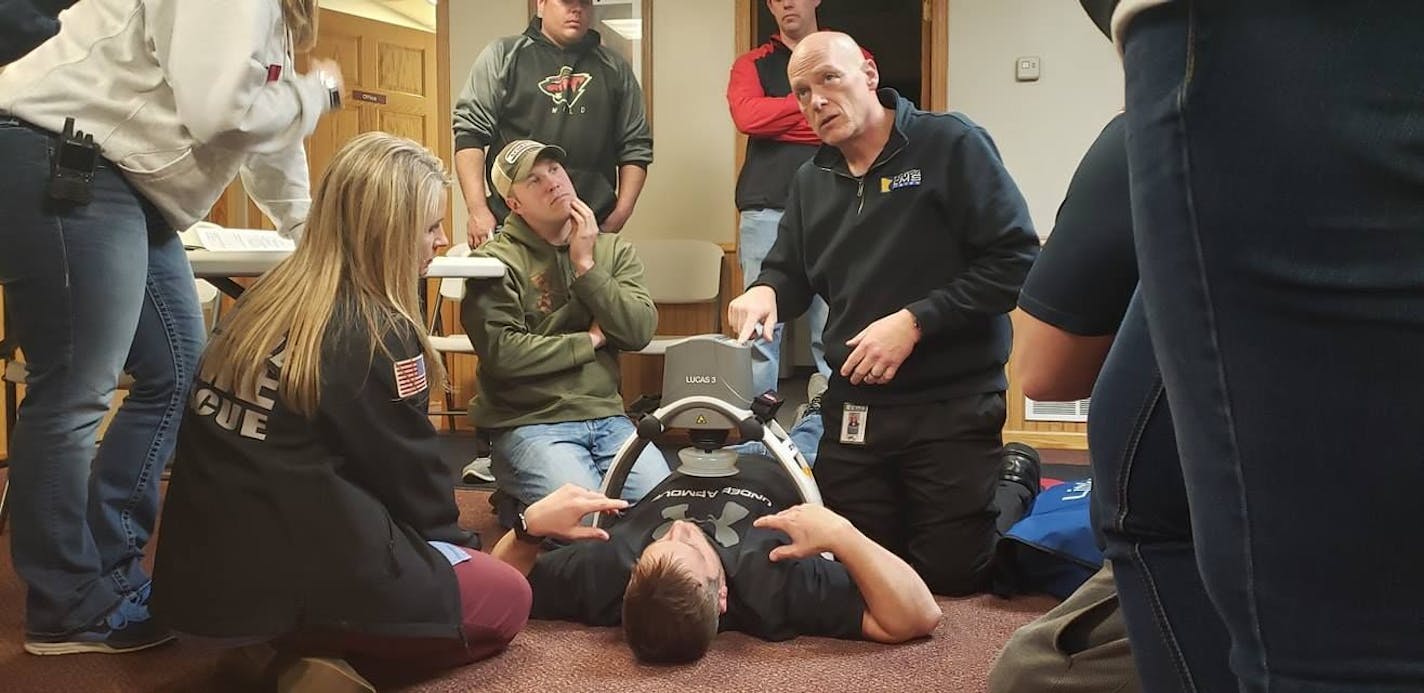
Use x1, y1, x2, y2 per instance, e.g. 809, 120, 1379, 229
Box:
188, 250, 505, 297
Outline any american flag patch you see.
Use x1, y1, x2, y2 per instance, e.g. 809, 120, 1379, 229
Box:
392, 354, 428, 399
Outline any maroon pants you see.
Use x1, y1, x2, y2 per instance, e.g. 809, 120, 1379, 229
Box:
285, 549, 532, 670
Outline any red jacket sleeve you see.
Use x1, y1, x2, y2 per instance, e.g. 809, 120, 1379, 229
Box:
726, 46, 819, 145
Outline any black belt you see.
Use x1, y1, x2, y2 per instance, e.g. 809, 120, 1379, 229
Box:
0, 114, 55, 136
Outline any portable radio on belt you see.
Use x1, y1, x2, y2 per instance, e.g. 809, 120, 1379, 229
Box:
48, 117, 99, 205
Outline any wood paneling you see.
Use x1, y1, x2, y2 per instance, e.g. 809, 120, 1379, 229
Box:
378, 43, 427, 95
213, 9, 440, 231
430, 284, 478, 432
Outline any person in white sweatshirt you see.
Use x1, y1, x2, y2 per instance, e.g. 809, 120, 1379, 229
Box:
0, 0, 342, 656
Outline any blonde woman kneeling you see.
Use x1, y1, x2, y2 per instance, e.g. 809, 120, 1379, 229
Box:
151, 133, 531, 689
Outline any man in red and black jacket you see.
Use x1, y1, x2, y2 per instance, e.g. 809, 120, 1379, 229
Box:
727, 0, 868, 396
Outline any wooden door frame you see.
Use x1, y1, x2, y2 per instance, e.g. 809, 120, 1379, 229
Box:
437, 0, 453, 233
734, 0, 947, 109
732, 0, 948, 251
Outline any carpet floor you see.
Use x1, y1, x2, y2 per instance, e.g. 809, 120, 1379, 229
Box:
0, 470, 1060, 692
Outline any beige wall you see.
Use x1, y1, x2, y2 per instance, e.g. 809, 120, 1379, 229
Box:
445, 0, 737, 245
946, 0, 1123, 238
447, 0, 534, 236
320, 0, 434, 32
624, 2, 735, 244
445, 1, 1122, 245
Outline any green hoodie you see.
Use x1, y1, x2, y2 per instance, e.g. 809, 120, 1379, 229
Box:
461, 215, 656, 429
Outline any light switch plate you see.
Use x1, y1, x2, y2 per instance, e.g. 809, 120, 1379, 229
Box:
1016, 56, 1041, 82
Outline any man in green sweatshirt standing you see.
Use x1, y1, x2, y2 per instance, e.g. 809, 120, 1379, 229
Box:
462, 139, 669, 508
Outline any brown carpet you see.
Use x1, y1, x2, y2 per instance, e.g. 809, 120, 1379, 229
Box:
0, 474, 1056, 692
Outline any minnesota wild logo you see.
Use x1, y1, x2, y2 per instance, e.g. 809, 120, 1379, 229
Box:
538, 66, 594, 112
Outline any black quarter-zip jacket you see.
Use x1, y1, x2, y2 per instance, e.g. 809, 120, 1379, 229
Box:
753, 89, 1039, 406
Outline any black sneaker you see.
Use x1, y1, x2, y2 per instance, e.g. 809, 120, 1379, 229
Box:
1000, 442, 1042, 500
25, 582, 175, 655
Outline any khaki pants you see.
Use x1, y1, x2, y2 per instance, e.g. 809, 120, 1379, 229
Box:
988, 563, 1140, 693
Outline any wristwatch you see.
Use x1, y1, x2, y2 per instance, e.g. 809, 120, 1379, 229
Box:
317, 70, 342, 111
513, 511, 545, 545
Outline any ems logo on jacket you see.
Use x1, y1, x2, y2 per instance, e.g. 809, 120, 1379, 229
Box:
393, 354, 428, 399
880, 168, 923, 193
538, 66, 594, 113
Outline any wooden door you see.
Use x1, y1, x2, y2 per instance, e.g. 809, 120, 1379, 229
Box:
217, 9, 441, 229
304, 10, 441, 181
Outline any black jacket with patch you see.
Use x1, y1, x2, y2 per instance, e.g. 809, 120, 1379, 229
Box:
753, 89, 1039, 406
452, 18, 653, 223
152, 298, 475, 640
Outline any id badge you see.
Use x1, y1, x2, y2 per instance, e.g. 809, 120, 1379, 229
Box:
839, 403, 868, 445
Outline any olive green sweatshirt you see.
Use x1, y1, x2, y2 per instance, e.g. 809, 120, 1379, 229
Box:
461, 215, 656, 429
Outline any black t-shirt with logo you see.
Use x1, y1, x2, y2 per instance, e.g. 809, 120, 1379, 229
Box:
527, 455, 866, 642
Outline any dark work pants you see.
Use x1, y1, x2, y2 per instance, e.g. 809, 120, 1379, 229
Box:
815, 391, 1028, 596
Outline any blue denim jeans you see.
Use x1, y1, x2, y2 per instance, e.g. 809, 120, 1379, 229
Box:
0, 119, 206, 636
730, 411, 823, 467
1090, 295, 1233, 692
739, 208, 830, 395
489, 416, 670, 505
1123, 3, 1424, 689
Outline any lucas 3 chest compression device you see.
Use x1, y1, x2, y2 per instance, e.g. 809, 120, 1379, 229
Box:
593, 335, 821, 528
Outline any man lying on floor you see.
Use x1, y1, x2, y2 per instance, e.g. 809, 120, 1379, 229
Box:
490, 453, 943, 663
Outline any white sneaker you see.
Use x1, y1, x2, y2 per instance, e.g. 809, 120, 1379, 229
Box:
807, 372, 829, 404
795, 373, 829, 422
461, 456, 496, 483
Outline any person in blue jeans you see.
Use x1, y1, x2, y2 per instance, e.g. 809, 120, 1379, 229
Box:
463, 140, 669, 507
727, 0, 850, 395
1107, 1, 1424, 689
0, 0, 342, 655
732, 402, 825, 468
1014, 106, 1234, 691
737, 211, 831, 395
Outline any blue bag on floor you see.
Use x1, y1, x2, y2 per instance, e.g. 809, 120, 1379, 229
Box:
997, 478, 1103, 599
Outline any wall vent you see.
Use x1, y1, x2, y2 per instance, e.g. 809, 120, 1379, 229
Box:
1025, 396, 1090, 423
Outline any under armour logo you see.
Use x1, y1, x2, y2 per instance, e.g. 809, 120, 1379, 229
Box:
653, 502, 750, 547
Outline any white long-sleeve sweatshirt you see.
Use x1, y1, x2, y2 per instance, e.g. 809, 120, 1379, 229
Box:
0, 0, 330, 236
